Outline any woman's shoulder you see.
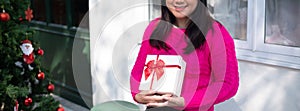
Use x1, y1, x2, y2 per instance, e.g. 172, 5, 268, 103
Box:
215, 21, 235, 43
144, 17, 160, 31
148, 17, 161, 26
212, 20, 224, 30
208, 20, 234, 43
143, 17, 161, 34
211, 20, 229, 34
142, 17, 161, 40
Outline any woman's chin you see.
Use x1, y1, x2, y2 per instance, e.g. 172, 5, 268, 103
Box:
173, 13, 188, 19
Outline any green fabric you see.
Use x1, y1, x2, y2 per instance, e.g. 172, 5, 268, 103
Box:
91, 100, 140, 111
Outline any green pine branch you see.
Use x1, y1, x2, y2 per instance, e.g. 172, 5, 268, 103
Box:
0, 0, 62, 110
6, 85, 29, 99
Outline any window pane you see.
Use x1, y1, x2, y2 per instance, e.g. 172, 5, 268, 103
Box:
72, 0, 88, 27
51, 0, 66, 25
149, 0, 248, 40
208, 0, 248, 40
32, 0, 46, 21
149, 0, 161, 20
265, 0, 300, 47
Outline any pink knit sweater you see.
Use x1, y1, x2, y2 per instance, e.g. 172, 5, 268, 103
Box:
130, 18, 239, 111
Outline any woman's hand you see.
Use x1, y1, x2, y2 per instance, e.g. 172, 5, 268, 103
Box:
146, 94, 185, 108
135, 90, 168, 104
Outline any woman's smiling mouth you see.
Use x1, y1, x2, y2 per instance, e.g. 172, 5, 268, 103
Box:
175, 6, 187, 11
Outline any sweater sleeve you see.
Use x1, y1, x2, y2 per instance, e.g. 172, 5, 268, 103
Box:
130, 19, 158, 102
185, 22, 239, 110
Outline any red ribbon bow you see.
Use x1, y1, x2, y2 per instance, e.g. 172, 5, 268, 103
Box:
144, 55, 181, 90
144, 59, 165, 81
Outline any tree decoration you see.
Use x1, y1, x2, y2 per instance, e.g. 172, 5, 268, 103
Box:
37, 71, 45, 80
19, 17, 23, 21
24, 97, 32, 106
37, 48, 44, 56
20, 39, 35, 64
0, 9, 10, 22
57, 105, 64, 111
47, 83, 55, 92
25, 7, 33, 21
14, 100, 19, 111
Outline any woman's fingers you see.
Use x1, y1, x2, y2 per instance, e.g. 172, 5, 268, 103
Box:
140, 90, 156, 96
155, 92, 174, 96
166, 97, 185, 107
162, 93, 173, 97
136, 90, 168, 104
146, 101, 168, 107
136, 90, 156, 104
144, 95, 166, 103
136, 90, 185, 107
146, 96, 185, 108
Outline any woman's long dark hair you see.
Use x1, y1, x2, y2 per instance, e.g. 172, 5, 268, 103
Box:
149, 0, 213, 54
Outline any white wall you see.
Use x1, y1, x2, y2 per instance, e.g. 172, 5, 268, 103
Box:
216, 60, 300, 111
89, 0, 149, 108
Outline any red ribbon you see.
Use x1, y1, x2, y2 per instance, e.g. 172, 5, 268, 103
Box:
144, 55, 181, 90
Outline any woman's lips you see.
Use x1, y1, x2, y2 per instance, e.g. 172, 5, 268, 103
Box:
175, 6, 187, 11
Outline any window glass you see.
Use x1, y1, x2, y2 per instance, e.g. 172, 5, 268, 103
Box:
149, 0, 161, 20
51, 0, 67, 25
72, 0, 88, 27
265, 0, 300, 47
208, 0, 248, 40
32, 0, 46, 21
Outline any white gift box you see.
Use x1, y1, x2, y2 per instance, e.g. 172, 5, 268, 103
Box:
139, 55, 186, 96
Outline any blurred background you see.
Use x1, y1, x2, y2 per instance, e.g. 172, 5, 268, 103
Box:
28, 0, 300, 110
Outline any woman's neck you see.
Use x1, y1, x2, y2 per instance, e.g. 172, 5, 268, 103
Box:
176, 18, 188, 28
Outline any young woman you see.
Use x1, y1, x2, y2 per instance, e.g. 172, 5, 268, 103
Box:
130, 0, 239, 110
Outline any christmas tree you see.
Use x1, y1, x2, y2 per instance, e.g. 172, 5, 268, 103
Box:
0, 1, 64, 111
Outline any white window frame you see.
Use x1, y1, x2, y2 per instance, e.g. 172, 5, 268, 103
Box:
148, 0, 300, 69
235, 0, 300, 69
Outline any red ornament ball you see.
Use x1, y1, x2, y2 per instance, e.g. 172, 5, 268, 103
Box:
47, 84, 55, 92
37, 48, 44, 55
24, 97, 32, 106
0, 11, 10, 22
57, 107, 64, 111
37, 72, 45, 80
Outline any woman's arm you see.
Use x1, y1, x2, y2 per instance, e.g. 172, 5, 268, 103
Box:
185, 22, 239, 110
130, 18, 159, 103
130, 39, 150, 102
